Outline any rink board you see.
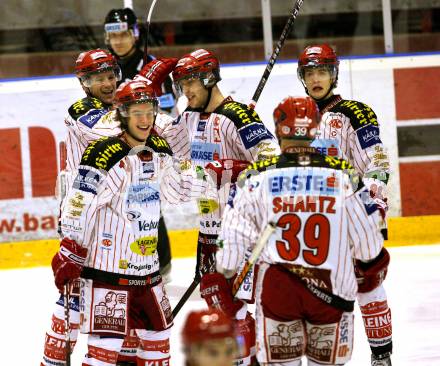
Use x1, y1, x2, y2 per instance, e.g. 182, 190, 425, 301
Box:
1, 215, 440, 270
1, 52, 440, 252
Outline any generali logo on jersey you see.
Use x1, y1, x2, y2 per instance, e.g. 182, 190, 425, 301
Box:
93, 290, 127, 335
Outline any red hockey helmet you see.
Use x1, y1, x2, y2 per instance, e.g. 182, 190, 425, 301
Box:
172, 49, 221, 90
297, 44, 339, 88
75, 49, 121, 86
182, 309, 235, 345
273, 96, 320, 143
114, 80, 158, 117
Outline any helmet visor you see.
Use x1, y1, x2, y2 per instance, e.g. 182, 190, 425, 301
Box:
81, 65, 122, 87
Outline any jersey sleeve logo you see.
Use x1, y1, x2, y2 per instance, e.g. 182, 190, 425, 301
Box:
336, 100, 379, 129
219, 101, 262, 125
78, 109, 108, 128
81, 137, 131, 171
238, 122, 274, 149
69, 97, 106, 120
72, 167, 102, 194
356, 124, 381, 149
146, 134, 173, 155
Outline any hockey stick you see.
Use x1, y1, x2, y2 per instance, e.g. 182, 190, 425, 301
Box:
64, 284, 72, 366
231, 221, 277, 296
249, 0, 305, 109
172, 235, 216, 318
172, 276, 200, 318
143, 0, 159, 65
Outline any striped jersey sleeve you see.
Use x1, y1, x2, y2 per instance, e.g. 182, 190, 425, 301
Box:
154, 112, 191, 158
345, 187, 384, 261
159, 155, 214, 205
217, 176, 266, 272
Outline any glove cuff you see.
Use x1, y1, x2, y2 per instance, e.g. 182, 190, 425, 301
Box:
60, 238, 87, 266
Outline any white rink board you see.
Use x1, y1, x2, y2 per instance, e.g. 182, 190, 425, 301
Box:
1, 54, 440, 241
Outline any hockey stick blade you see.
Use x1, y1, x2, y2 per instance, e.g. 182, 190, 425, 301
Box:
249, 0, 305, 109
232, 221, 277, 296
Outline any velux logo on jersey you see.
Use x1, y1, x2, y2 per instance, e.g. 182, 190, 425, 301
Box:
138, 219, 159, 232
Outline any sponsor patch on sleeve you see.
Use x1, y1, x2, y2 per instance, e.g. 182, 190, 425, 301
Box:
78, 109, 107, 128
358, 189, 378, 215
72, 168, 101, 194
356, 124, 381, 149
238, 122, 273, 149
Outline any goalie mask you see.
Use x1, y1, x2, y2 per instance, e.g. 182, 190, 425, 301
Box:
273, 96, 320, 147
75, 49, 121, 87
172, 49, 221, 93
297, 44, 340, 93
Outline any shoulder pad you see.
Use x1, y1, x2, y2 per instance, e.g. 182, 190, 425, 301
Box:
320, 156, 363, 190
146, 134, 173, 155
216, 101, 263, 129
68, 97, 107, 120
332, 99, 379, 130
238, 156, 280, 182
80, 136, 131, 171
320, 155, 354, 171
276, 153, 358, 177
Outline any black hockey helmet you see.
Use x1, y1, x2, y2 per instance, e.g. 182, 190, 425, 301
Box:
104, 8, 140, 40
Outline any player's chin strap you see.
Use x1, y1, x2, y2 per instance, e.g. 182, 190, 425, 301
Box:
203, 86, 214, 111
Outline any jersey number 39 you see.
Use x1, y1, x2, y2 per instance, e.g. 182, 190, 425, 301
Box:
276, 213, 330, 265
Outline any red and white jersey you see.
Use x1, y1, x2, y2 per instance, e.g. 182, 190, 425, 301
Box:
217, 153, 384, 301
60, 135, 206, 276
155, 98, 280, 234
61, 96, 172, 197
312, 96, 390, 193
64, 97, 121, 174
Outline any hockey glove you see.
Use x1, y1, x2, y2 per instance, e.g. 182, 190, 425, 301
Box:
354, 247, 390, 293
200, 272, 245, 318
205, 159, 250, 189
135, 57, 178, 97
51, 238, 87, 293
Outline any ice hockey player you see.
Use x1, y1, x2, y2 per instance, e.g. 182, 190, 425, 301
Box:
297, 44, 392, 365
103, 8, 175, 112
41, 48, 124, 366
213, 96, 391, 365
167, 48, 280, 277
104, 7, 177, 288
182, 308, 239, 366
51, 79, 207, 366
